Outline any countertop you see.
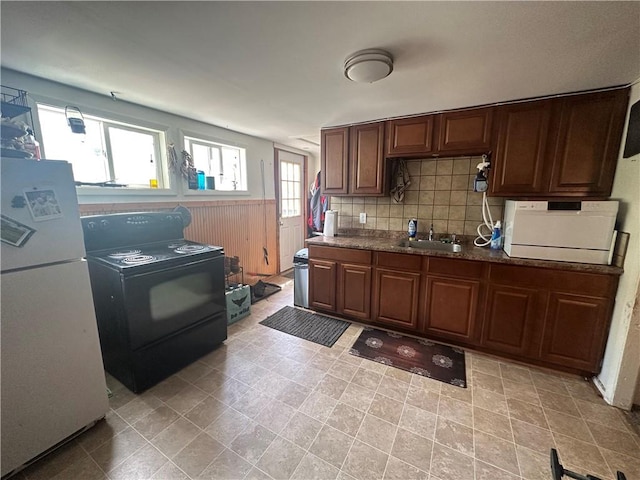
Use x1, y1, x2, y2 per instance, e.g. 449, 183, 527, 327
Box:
305, 234, 623, 275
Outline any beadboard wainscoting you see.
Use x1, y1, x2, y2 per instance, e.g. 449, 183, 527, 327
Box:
79, 200, 278, 277
332, 156, 505, 237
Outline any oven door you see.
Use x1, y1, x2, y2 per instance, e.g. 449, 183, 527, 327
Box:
122, 255, 226, 350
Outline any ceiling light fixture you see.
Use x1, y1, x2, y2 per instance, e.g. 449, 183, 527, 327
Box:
344, 49, 394, 83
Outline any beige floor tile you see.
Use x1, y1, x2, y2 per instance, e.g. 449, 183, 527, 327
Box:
472, 387, 508, 416
575, 399, 630, 432
429, 443, 474, 480
506, 398, 548, 429
199, 447, 252, 479
213, 378, 253, 405
275, 381, 311, 409
530, 371, 571, 395
472, 370, 505, 395
150, 461, 190, 479
176, 360, 214, 384
342, 440, 389, 480
164, 385, 209, 415
172, 432, 225, 478
339, 382, 376, 412
133, 405, 180, 441
552, 432, 611, 479
500, 363, 533, 385
434, 416, 474, 456
229, 421, 276, 464
368, 392, 404, 425
600, 448, 640, 478
291, 453, 339, 480
471, 355, 502, 377
309, 425, 355, 468
255, 399, 296, 434
351, 367, 383, 391
384, 366, 413, 384
473, 406, 513, 442
564, 379, 606, 404
377, 376, 410, 403
544, 408, 593, 442
475, 459, 520, 480
326, 402, 366, 437
316, 374, 350, 400
438, 395, 473, 427
473, 430, 519, 475
47, 455, 105, 480
516, 445, 550, 480
115, 394, 163, 425
440, 382, 472, 404
411, 374, 443, 393
108, 443, 167, 480
587, 421, 640, 459
23, 441, 95, 480
233, 390, 273, 419
203, 407, 252, 446
537, 389, 580, 417
281, 412, 323, 450
90, 427, 148, 473
184, 395, 227, 429
406, 386, 440, 414
257, 436, 306, 480
356, 414, 397, 453
511, 418, 555, 455
329, 360, 359, 382
148, 375, 190, 402
390, 427, 433, 472
152, 417, 201, 458
503, 378, 540, 405
382, 456, 428, 480
76, 410, 128, 453
299, 391, 338, 422
399, 404, 438, 440
192, 369, 229, 394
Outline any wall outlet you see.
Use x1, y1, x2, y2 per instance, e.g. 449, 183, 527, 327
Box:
359, 212, 367, 224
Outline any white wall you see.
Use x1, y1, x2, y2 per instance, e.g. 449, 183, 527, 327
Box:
1, 69, 277, 202
597, 81, 640, 409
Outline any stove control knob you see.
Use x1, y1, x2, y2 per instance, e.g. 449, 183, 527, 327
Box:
86, 221, 98, 231
100, 220, 110, 229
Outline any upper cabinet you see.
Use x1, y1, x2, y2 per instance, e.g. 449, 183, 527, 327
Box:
385, 108, 494, 158
321, 122, 386, 196
490, 88, 629, 198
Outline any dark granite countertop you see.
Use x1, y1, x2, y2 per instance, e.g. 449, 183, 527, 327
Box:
305, 233, 623, 275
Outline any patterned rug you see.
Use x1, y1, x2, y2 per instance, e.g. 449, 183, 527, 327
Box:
349, 327, 467, 388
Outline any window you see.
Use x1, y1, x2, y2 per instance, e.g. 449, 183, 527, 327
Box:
280, 160, 301, 217
184, 136, 247, 191
37, 104, 164, 188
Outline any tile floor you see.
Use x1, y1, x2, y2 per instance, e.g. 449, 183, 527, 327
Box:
15, 280, 640, 480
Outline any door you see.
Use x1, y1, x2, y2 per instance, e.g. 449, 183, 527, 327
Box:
321, 127, 349, 194
277, 150, 305, 272
373, 268, 421, 330
436, 108, 494, 155
349, 122, 386, 195
309, 258, 337, 312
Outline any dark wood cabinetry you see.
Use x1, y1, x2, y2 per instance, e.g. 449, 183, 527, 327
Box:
385, 108, 493, 158
490, 88, 629, 197
320, 122, 385, 196
307, 243, 619, 375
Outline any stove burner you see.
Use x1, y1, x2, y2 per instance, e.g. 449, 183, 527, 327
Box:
174, 245, 207, 254
121, 255, 156, 265
109, 249, 142, 259
167, 242, 186, 249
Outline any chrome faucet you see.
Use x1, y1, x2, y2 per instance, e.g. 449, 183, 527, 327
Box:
428, 224, 434, 241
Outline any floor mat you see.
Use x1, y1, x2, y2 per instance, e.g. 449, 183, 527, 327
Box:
349, 327, 467, 388
259, 306, 350, 347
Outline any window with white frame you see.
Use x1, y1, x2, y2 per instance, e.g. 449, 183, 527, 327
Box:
184, 136, 247, 191
37, 104, 165, 188
280, 160, 302, 217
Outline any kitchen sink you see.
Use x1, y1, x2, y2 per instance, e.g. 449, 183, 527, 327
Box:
397, 239, 463, 253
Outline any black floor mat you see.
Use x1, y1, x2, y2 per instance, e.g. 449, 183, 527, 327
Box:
250, 281, 282, 304
259, 306, 350, 347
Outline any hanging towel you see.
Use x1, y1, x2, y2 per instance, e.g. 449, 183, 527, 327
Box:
390, 159, 411, 203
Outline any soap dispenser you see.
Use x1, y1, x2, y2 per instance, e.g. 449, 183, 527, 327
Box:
490, 221, 502, 250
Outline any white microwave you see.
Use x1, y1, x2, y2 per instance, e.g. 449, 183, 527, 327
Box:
503, 200, 618, 265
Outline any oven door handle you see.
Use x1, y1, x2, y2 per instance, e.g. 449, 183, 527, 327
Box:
123, 255, 223, 279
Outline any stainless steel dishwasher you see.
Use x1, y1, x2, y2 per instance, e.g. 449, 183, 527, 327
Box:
293, 247, 308, 308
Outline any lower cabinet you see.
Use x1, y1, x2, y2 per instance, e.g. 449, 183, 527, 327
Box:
338, 263, 371, 320
308, 244, 619, 375
423, 276, 480, 344
481, 285, 546, 356
372, 268, 421, 330
309, 259, 337, 312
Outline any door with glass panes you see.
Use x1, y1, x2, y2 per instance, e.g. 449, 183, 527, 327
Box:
277, 150, 305, 272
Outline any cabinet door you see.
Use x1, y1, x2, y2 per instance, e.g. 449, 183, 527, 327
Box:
539, 293, 609, 372
309, 259, 337, 312
423, 276, 480, 344
549, 89, 629, 196
321, 127, 349, 195
481, 285, 545, 356
385, 115, 435, 157
490, 100, 553, 196
349, 122, 386, 195
373, 268, 421, 330
337, 263, 372, 320
436, 108, 494, 154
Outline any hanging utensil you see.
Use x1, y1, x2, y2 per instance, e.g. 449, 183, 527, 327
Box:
260, 159, 269, 266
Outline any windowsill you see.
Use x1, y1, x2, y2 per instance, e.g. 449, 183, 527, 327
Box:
76, 187, 178, 196
183, 189, 249, 196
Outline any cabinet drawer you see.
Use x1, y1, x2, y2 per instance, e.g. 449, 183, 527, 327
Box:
375, 252, 421, 271
427, 257, 484, 279
309, 246, 371, 264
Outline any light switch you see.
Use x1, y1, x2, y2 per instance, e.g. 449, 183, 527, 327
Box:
359, 212, 367, 224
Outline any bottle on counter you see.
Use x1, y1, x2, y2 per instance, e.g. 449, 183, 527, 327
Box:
197, 170, 206, 190
408, 218, 417, 240
490, 221, 502, 250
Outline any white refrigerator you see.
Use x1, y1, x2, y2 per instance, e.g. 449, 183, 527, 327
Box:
1, 158, 108, 477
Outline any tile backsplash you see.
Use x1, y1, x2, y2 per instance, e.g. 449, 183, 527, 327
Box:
331, 156, 505, 237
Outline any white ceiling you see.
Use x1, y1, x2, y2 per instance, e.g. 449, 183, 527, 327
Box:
2, 1, 639, 156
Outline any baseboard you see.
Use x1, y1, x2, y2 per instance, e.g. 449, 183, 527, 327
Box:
592, 376, 612, 404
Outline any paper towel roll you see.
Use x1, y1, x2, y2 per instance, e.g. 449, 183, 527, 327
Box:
323, 210, 338, 237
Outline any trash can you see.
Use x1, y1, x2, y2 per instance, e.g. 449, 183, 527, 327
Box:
293, 248, 309, 308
